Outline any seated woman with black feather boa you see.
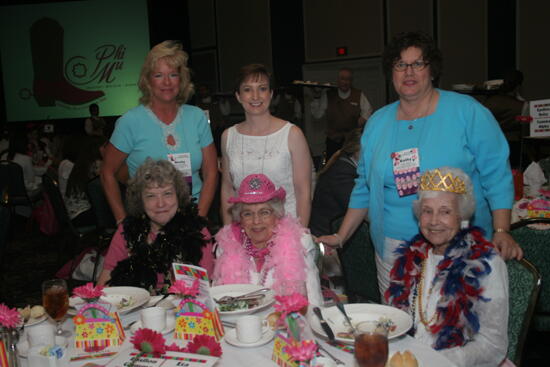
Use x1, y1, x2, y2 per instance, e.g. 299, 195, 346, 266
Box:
97, 158, 214, 293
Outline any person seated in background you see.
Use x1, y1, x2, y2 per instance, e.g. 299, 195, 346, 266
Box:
213, 173, 323, 307
85, 103, 106, 137
385, 167, 508, 367
309, 128, 362, 237
6, 132, 41, 195
483, 70, 528, 167
97, 158, 214, 293
62, 137, 106, 227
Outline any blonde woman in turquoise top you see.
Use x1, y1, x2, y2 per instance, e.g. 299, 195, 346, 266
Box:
316, 32, 522, 296
101, 41, 218, 223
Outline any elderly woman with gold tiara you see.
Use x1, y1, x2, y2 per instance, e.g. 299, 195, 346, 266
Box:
385, 167, 508, 367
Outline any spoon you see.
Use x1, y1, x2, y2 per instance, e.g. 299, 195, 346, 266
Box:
335, 302, 357, 334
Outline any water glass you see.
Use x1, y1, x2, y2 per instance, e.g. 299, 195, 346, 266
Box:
354, 321, 389, 367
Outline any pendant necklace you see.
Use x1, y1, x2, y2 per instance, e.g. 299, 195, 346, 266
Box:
401, 90, 433, 130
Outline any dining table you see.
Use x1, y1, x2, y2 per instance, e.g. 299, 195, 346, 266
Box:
17, 298, 456, 367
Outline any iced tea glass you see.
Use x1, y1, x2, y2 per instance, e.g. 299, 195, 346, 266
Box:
354, 320, 389, 367
42, 278, 70, 336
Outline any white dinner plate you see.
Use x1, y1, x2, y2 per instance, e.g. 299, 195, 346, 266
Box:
69, 287, 150, 314
224, 327, 275, 348
210, 284, 275, 316
310, 304, 413, 344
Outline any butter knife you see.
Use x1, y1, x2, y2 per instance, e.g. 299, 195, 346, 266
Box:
313, 306, 335, 342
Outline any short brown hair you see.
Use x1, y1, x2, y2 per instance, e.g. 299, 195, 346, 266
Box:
234, 63, 273, 94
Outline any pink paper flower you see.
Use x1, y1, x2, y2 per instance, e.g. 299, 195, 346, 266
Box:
274, 293, 309, 315
166, 342, 186, 353
285, 340, 318, 363
184, 334, 222, 357
0, 303, 21, 328
169, 279, 200, 298
131, 328, 166, 357
72, 282, 105, 301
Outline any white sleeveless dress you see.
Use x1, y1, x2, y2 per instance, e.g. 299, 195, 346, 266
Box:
226, 122, 297, 218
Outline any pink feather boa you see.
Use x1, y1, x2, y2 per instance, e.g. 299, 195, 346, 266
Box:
212, 215, 307, 295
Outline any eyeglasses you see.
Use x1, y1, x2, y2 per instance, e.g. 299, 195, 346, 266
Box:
393, 60, 429, 72
240, 208, 274, 221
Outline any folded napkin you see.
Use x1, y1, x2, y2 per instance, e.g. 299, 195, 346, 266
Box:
524, 162, 546, 192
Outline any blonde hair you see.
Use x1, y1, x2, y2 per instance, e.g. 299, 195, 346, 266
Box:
138, 40, 194, 106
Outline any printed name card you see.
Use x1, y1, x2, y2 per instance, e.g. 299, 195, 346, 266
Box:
105, 349, 219, 367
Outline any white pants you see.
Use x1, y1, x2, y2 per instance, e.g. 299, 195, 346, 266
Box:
375, 237, 406, 303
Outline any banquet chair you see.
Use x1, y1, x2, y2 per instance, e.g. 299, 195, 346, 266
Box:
41, 173, 98, 281
331, 217, 380, 304
0, 160, 41, 211
506, 258, 540, 366
510, 218, 550, 332
0, 193, 11, 272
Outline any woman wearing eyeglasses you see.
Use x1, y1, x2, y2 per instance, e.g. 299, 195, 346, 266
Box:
212, 173, 323, 307
316, 31, 521, 297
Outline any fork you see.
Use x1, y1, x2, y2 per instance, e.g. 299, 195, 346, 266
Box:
317, 343, 346, 366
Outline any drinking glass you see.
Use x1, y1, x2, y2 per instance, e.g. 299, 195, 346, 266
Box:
42, 279, 70, 337
354, 320, 389, 367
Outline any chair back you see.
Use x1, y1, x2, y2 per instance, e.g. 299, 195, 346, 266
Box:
41, 173, 77, 236
510, 218, 550, 331
506, 258, 540, 366
0, 160, 32, 206
86, 177, 115, 230
0, 202, 11, 261
331, 217, 380, 303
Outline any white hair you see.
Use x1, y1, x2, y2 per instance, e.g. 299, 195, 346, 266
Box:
412, 167, 476, 221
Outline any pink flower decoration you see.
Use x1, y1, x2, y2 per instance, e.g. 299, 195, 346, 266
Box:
284, 340, 318, 362
131, 328, 166, 357
274, 293, 309, 314
166, 342, 186, 353
169, 279, 200, 298
0, 303, 22, 328
184, 335, 222, 357
72, 282, 105, 301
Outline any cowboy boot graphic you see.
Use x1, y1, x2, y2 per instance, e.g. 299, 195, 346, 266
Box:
30, 17, 104, 106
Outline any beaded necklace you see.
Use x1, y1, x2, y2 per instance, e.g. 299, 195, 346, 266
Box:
415, 256, 439, 330
242, 231, 274, 275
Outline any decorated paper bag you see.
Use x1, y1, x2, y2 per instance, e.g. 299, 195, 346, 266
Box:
73, 303, 125, 350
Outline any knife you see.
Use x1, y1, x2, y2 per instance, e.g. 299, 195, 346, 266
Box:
313, 306, 335, 342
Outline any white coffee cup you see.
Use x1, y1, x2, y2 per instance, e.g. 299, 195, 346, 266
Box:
141, 307, 166, 332
26, 321, 55, 347
236, 315, 263, 344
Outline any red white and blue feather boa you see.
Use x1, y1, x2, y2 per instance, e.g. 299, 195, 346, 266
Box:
384, 227, 496, 350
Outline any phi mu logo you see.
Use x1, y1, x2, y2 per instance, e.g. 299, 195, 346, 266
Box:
27, 17, 125, 106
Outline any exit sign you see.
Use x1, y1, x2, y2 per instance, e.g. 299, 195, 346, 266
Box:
336, 46, 347, 56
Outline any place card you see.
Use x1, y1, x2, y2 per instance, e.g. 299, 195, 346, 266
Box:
105, 349, 219, 367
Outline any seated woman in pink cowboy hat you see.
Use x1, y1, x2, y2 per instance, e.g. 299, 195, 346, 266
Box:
212, 173, 323, 307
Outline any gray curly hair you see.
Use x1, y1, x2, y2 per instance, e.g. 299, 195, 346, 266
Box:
126, 158, 190, 217
413, 167, 476, 221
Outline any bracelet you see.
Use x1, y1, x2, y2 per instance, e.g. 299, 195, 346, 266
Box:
494, 228, 509, 233
332, 233, 343, 248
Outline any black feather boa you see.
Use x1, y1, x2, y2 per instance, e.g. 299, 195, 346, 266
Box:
108, 204, 208, 292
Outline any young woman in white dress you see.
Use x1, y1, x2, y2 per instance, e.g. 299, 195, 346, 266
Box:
220, 64, 312, 226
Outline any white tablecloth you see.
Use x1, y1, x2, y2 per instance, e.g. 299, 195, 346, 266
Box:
20, 307, 456, 367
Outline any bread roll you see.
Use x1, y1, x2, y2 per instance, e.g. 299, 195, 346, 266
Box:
388, 350, 418, 367
30, 305, 45, 319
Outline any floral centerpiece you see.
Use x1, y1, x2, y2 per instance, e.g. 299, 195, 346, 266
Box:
171, 279, 223, 341
71, 283, 125, 351
127, 329, 221, 366
284, 340, 318, 367
272, 293, 316, 367
0, 303, 22, 367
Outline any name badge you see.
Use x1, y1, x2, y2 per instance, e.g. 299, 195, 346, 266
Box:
168, 152, 192, 191
391, 148, 420, 197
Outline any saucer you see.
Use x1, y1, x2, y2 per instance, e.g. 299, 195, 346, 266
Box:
130, 318, 175, 335
224, 328, 275, 348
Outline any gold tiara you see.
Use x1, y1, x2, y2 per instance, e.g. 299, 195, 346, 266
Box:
420, 169, 466, 194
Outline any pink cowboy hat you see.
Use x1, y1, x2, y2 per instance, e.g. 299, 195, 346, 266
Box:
228, 174, 286, 204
